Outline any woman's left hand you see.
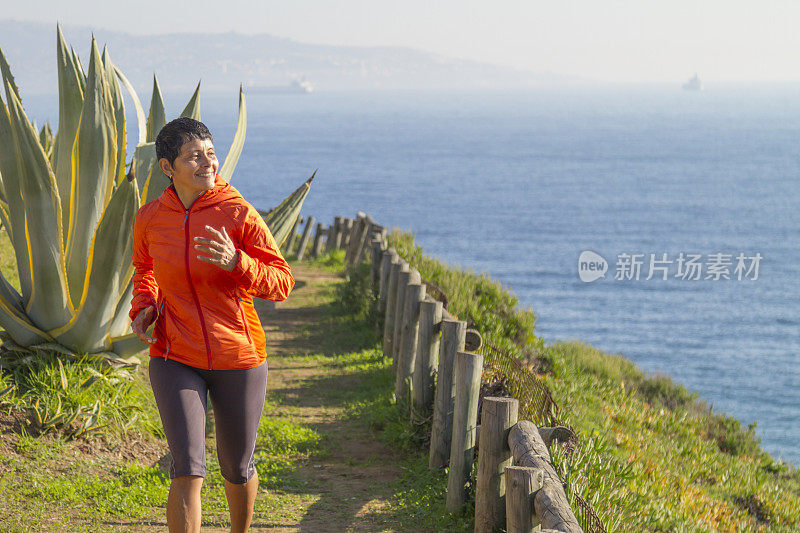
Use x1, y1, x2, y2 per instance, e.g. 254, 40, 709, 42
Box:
194, 225, 239, 272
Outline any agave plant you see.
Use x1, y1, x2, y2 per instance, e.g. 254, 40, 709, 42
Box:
0, 28, 311, 366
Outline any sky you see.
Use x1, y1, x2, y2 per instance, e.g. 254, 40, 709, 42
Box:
4, 0, 800, 83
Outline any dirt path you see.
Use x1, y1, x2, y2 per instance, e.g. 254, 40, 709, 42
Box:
247, 264, 401, 532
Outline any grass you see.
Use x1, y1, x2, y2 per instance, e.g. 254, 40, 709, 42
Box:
385, 228, 800, 532
3, 222, 799, 531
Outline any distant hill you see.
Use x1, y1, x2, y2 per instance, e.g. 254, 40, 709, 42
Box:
0, 19, 580, 95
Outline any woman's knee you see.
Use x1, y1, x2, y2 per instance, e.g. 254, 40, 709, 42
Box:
218, 454, 257, 484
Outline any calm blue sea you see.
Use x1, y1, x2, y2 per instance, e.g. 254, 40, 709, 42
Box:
22, 85, 800, 464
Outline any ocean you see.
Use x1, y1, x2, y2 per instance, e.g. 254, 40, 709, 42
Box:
21, 85, 800, 464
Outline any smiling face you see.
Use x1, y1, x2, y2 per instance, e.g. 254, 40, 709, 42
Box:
159, 137, 219, 208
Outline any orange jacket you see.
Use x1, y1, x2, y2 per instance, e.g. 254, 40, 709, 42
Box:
129, 175, 294, 370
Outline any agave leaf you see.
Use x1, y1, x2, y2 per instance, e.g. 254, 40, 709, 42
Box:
107, 278, 133, 338
0, 196, 13, 244
146, 75, 166, 142
101, 47, 127, 187
112, 65, 146, 146
0, 45, 20, 101
219, 86, 246, 182
109, 332, 148, 358
262, 171, 315, 247
53, 26, 85, 246
32, 342, 77, 357
0, 269, 23, 314
0, 292, 53, 346
53, 178, 139, 353
70, 46, 86, 91
0, 50, 32, 303
39, 122, 54, 161
131, 142, 158, 200
180, 81, 201, 120
65, 39, 118, 310
4, 84, 73, 330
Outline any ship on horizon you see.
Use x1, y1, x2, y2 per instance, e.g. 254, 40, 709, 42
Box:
682, 73, 703, 91
247, 77, 314, 95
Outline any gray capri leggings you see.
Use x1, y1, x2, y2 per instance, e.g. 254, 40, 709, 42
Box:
148, 357, 268, 483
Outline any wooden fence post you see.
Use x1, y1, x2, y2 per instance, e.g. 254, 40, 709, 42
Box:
341, 218, 354, 250
344, 213, 365, 264
412, 299, 442, 415
508, 421, 582, 533
310, 223, 326, 258
429, 319, 466, 470
295, 216, 315, 261
445, 351, 483, 513
392, 269, 420, 368
383, 260, 407, 359
505, 466, 544, 533
475, 397, 520, 533
284, 215, 302, 254
378, 249, 398, 315
395, 282, 425, 403
326, 216, 341, 252
355, 217, 377, 265
370, 238, 384, 292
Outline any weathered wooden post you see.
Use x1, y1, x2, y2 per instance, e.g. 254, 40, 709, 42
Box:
326, 216, 341, 253
310, 223, 326, 258
355, 217, 377, 265
505, 466, 544, 533
341, 218, 354, 250
475, 397, 520, 533
295, 216, 316, 261
284, 215, 302, 254
412, 299, 443, 414
383, 260, 408, 359
370, 238, 384, 292
429, 319, 467, 470
392, 269, 420, 367
508, 421, 582, 533
378, 248, 398, 315
446, 351, 484, 513
395, 282, 426, 403
345, 213, 365, 264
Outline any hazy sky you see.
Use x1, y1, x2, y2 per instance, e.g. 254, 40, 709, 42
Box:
5, 0, 800, 83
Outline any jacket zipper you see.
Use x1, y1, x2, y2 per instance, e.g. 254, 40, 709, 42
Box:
184, 208, 214, 369
158, 300, 170, 360
237, 295, 253, 344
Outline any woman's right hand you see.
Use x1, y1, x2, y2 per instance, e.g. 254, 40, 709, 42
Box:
132, 305, 157, 344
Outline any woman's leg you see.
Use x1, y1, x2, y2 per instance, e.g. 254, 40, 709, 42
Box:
224, 472, 259, 533
167, 475, 204, 533
207, 359, 268, 532
148, 357, 210, 532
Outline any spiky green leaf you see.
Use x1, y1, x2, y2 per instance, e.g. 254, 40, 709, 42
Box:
219, 86, 246, 182
261, 171, 315, 247
145, 75, 166, 142
4, 85, 73, 331
65, 39, 118, 309
54, 177, 139, 353
180, 81, 201, 120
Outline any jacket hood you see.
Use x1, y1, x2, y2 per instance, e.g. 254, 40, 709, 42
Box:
158, 174, 243, 211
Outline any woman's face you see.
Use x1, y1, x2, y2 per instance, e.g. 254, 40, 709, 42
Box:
167, 137, 219, 199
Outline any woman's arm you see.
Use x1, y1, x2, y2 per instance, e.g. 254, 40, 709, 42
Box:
129, 209, 160, 322
228, 206, 295, 301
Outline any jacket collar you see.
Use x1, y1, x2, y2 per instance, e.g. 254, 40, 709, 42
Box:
160, 174, 241, 212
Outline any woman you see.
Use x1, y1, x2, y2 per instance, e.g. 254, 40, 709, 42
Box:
129, 117, 294, 533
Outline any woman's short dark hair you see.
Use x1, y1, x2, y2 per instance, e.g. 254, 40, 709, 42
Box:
155, 117, 213, 168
